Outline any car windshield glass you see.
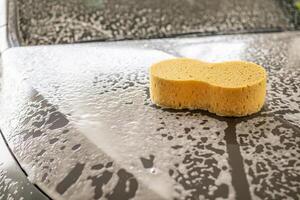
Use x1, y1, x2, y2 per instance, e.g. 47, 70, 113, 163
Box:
17, 0, 300, 45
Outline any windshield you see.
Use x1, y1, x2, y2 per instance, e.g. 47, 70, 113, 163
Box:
16, 0, 300, 45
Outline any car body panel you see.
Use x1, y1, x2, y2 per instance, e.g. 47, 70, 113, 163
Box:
1, 31, 300, 199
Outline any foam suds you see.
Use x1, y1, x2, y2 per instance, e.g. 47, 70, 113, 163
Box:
1, 32, 299, 199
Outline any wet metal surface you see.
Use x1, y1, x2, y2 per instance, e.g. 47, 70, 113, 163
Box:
1, 32, 300, 199
15, 0, 299, 45
0, 130, 49, 199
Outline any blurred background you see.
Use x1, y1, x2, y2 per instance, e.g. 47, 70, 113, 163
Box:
16, 0, 300, 45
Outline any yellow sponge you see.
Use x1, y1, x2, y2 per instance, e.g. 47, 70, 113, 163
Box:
150, 58, 267, 117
